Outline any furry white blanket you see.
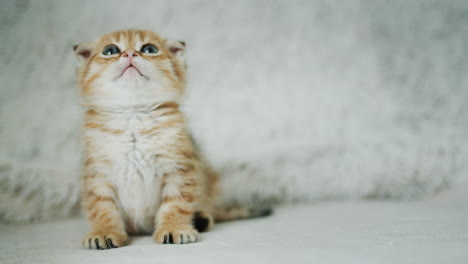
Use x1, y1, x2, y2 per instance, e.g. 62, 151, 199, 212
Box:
2, 189, 468, 263
1, 0, 467, 221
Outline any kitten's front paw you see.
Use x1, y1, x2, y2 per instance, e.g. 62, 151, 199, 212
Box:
82, 230, 128, 249
153, 224, 199, 244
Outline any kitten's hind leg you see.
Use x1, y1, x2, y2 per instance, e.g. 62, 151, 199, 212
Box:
192, 211, 214, 232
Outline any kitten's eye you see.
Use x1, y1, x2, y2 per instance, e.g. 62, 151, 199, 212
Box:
102, 45, 120, 56
141, 44, 158, 54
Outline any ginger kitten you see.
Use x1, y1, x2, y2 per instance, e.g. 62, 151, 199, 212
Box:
73, 29, 270, 249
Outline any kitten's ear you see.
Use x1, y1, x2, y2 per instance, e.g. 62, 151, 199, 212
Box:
73, 42, 95, 63
165, 40, 186, 58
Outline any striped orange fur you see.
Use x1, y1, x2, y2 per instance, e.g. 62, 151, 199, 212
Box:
74, 29, 270, 250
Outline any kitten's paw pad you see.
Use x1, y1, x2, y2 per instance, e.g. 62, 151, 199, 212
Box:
82, 231, 128, 249
154, 225, 199, 244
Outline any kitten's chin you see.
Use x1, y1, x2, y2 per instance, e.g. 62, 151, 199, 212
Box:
81, 90, 182, 112
82, 99, 178, 113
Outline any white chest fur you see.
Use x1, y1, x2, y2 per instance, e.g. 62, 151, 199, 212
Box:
87, 111, 171, 233
114, 132, 160, 233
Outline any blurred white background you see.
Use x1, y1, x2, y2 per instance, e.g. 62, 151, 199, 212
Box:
1, 0, 467, 221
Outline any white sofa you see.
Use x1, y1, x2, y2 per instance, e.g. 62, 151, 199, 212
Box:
1, 187, 467, 264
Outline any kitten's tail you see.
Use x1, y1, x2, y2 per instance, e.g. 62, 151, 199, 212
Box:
213, 206, 273, 222
192, 206, 273, 232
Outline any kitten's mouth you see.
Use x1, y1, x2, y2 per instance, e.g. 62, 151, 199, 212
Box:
123, 66, 142, 76
119, 65, 148, 80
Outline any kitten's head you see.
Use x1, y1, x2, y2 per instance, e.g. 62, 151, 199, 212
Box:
74, 29, 186, 110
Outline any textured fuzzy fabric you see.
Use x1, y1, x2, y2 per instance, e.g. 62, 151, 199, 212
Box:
1, 0, 467, 222
1, 189, 468, 263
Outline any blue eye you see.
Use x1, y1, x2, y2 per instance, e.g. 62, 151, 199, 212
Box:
141, 44, 158, 54
102, 45, 120, 56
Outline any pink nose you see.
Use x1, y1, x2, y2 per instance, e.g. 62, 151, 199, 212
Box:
123, 49, 138, 58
